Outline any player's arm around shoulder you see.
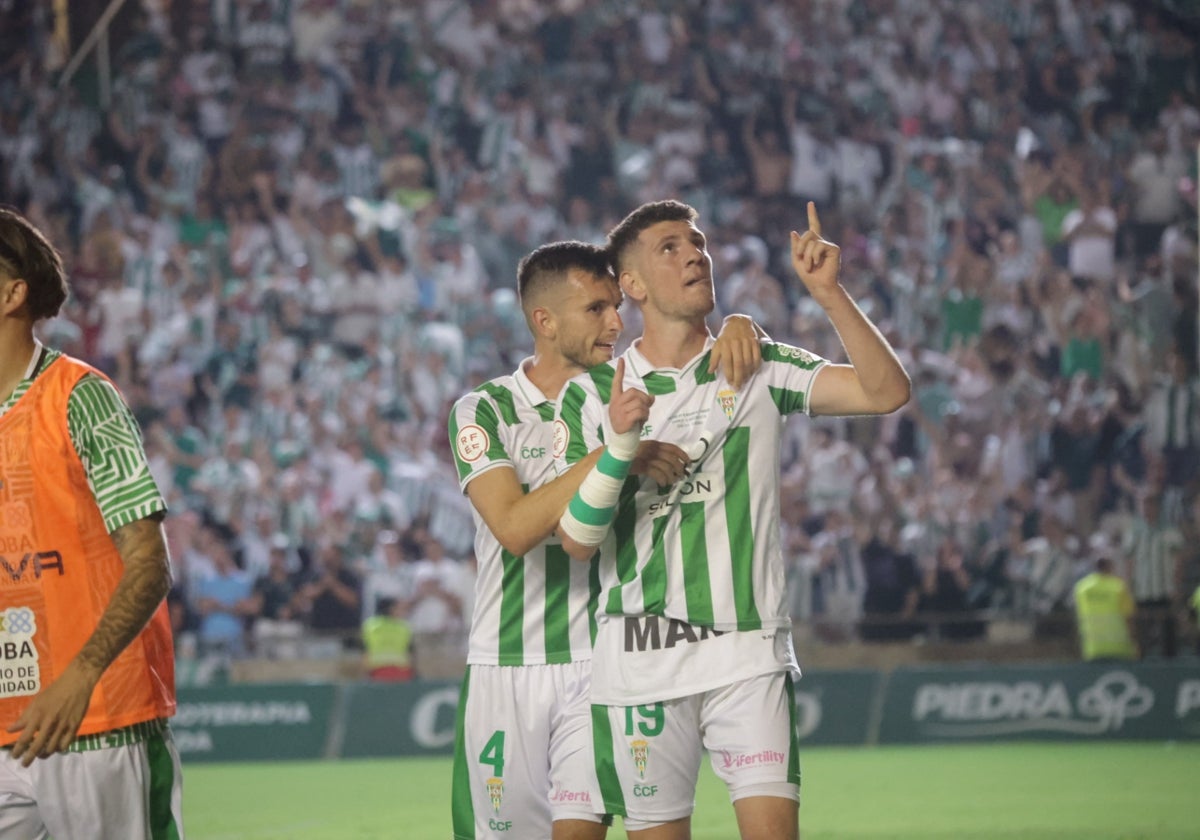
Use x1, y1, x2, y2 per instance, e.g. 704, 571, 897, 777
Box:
465, 453, 602, 558
709, 313, 767, 390
452, 385, 606, 558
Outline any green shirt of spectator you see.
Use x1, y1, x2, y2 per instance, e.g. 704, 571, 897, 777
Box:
1034, 192, 1078, 247
1061, 335, 1103, 381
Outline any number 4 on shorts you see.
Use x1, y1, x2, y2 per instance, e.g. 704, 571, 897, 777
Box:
479, 730, 506, 777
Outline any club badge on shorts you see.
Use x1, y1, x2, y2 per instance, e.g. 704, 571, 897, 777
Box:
630, 738, 649, 779
486, 776, 504, 813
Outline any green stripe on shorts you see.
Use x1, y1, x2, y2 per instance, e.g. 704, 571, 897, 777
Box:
147, 726, 182, 840
451, 669, 476, 839
785, 674, 802, 787
592, 705, 626, 817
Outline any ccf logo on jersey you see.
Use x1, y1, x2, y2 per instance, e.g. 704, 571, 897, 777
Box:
485, 777, 504, 813
717, 389, 737, 421
630, 739, 649, 779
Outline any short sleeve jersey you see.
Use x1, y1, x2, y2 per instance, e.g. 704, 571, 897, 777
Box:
0, 345, 166, 531
556, 339, 828, 632
449, 360, 598, 666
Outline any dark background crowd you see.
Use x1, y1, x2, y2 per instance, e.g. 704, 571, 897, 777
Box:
2, 0, 1198, 674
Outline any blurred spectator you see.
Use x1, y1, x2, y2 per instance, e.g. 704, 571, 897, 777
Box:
1123, 489, 1185, 658
1061, 182, 1118, 286
859, 521, 922, 642
191, 436, 262, 528
1125, 129, 1188, 258
193, 537, 257, 657
921, 537, 986, 641
295, 542, 363, 648
407, 530, 468, 637
1143, 345, 1200, 517
1018, 513, 1082, 630
361, 596, 416, 682
808, 510, 864, 642
1073, 555, 1138, 662
250, 536, 306, 659
361, 529, 418, 621
802, 425, 869, 515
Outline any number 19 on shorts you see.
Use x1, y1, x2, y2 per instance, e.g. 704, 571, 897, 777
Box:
625, 703, 663, 796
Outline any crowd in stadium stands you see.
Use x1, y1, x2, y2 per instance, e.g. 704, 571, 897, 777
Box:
2, 0, 1198, 671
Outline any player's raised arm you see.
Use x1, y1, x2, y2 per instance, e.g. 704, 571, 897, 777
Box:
559, 358, 654, 560
791, 202, 911, 416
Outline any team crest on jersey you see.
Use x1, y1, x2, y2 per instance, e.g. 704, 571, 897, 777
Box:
630, 739, 650, 779
717, 389, 737, 421
456, 424, 490, 463
552, 419, 569, 459
486, 776, 504, 813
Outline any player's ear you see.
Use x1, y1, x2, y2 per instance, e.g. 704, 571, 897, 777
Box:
530, 304, 555, 340
0, 277, 28, 316
619, 269, 645, 303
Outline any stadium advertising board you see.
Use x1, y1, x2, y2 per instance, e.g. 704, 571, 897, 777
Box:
793, 669, 880, 745
338, 672, 880, 758
165, 663, 1200, 761
173, 684, 337, 761
878, 663, 1200, 743
340, 681, 460, 758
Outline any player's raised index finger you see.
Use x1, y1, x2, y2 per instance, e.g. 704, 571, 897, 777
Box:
807, 201, 821, 237
612, 357, 624, 397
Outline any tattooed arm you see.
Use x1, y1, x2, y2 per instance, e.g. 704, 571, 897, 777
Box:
6, 517, 172, 766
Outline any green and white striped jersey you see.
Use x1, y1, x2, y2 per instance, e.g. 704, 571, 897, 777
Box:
449, 360, 598, 666
0, 345, 166, 532
556, 338, 828, 633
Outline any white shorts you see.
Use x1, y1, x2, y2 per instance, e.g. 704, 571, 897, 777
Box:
452, 662, 608, 839
593, 671, 801, 826
0, 719, 184, 840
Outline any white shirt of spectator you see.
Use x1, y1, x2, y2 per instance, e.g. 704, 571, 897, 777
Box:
94, 282, 144, 359
787, 123, 835, 203
408, 556, 468, 635
1061, 205, 1118, 283
1123, 518, 1184, 602
1127, 149, 1187, 224
835, 135, 884, 210
804, 432, 868, 515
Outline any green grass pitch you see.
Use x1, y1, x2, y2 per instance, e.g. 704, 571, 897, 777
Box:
182, 742, 1198, 839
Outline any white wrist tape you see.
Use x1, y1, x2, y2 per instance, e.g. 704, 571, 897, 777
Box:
559, 429, 639, 547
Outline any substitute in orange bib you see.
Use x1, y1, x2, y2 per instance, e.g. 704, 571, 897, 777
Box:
0, 207, 183, 839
